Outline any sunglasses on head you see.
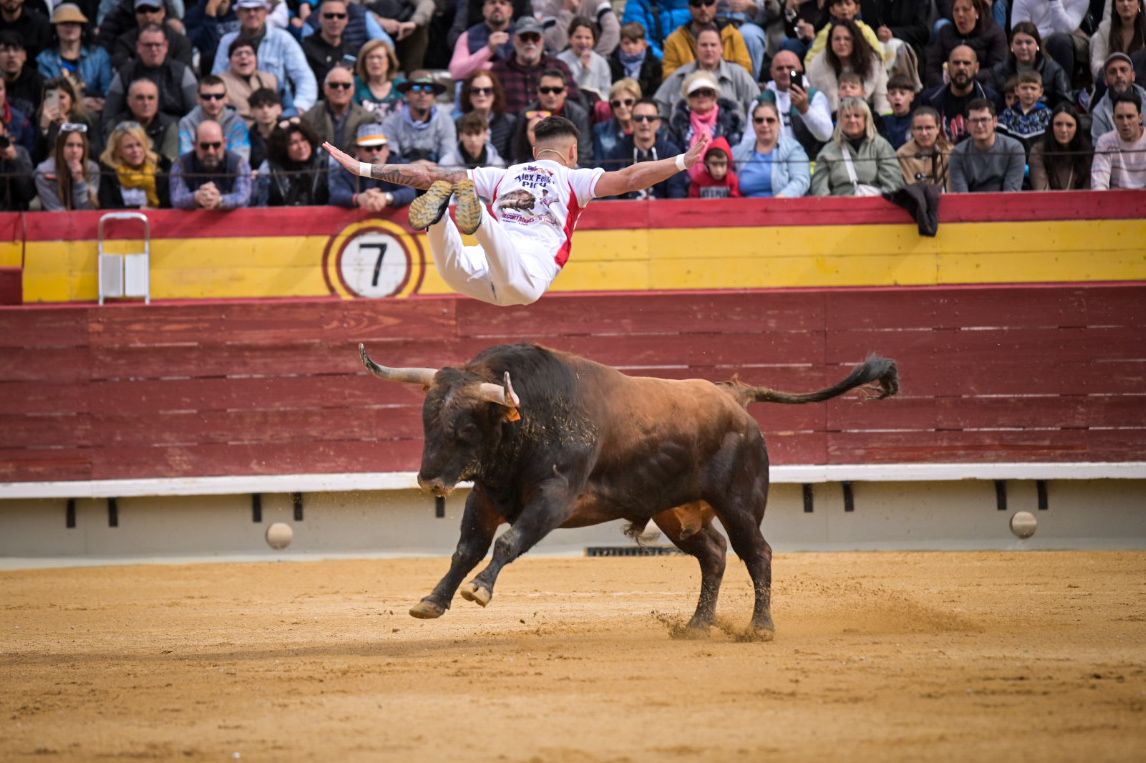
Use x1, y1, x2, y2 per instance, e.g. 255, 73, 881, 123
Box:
538, 86, 565, 95
610, 98, 634, 108
60, 122, 87, 134
469, 86, 494, 96
199, 91, 226, 100
327, 81, 353, 90
632, 114, 659, 122
198, 141, 222, 149
689, 0, 717, 6
323, 12, 347, 19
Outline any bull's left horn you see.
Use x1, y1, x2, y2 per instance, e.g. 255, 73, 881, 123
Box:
359, 344, 437, 386
479, 371, 521, 409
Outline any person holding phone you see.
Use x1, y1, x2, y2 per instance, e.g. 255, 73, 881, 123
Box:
742, 50, 832, 160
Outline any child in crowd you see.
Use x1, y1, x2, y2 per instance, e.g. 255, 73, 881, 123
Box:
880, 75, 917, 150
440, 112, 507, 169
835, 72, 884, 135
999, 70, 1051, 154
688, 137, 741, 198
248, 88, 284, 171
1002, 75, 1019, 111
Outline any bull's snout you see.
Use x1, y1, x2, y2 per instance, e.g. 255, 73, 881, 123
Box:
417, 474, 455, 498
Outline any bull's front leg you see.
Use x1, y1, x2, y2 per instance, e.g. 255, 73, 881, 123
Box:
409, 489, 504, 619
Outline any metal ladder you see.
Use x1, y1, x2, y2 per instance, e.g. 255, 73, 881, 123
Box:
98, 212, 151, 305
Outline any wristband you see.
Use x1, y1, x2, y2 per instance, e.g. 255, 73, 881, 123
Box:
358, 161, 373, 178
675, 154, 686, 172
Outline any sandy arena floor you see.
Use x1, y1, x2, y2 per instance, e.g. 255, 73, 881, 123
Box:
2, 551, 1144, 761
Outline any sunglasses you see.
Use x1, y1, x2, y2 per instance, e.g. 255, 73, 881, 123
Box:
754, 116, 778, 124
689, 0, 717, 6
689, 89, 716, 98
361, 144, 387, 152
469, 86, 494, 96
407, 83, 437, 93
199, 141, 223, 149
60, 122, 87, 134
327, 81, 353, 90
610, 98, 634, 108
135, 5, 161, 12
323, 12, 347, 19
631, 114, 660, 123
199, 91, 226, 100
517, 33, 541, 42
538, 86, 565, 95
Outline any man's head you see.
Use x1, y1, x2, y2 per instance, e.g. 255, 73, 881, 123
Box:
482, 0, 512, 28
537, 70, 568, 112
248, 86, 282, 128
228, 37, 258, 75
1104, 53, 1136, 95
235, 0, 270, 36
0, 0, 25, 18
197, 75, 228, 118
887, 75, 916, 117
398, 72, 445, 117
704, 146, 729, 181
619, 22, 647, 57
136, 23, 169, 67
532, 115, 579, 165
910, 106, 942, 150
0, 31, 26, 77
127, 77, 159, 122
1111, 89, 1144, 142
769, 50, 802, 91
695, 25, 723, 70
133, 0, 165, 27
966, 97, 998, 146
837, 71, 865, 99
195, 120, 226, 168
318, 0, 349, 42
688, 0, 717, 25
457, 111, 489, 157
828, 0, 859, 21
631, 97, 661, 146
1015, 70, 1043, 110
512, 16, 545, 66
323, 65, 355, 109
354, 121, 390, 162
947, 45, 979, 93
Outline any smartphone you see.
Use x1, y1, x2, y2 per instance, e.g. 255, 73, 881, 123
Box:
43, 90, 60, 113
790, 71, 806, 91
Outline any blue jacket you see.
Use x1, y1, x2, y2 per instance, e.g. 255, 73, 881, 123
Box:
212, 27, 318, 113
620, 0, 693, 59
36, 46, 114, 98
732, 134, 811, 198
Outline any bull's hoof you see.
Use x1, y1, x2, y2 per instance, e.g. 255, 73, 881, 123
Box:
409, 598, 447, 619
741, 623, 775, 643
669, 622, 711, 641
459, 581, 492, 607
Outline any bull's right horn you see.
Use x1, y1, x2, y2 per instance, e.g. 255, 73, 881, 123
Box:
359, 344, 437, 386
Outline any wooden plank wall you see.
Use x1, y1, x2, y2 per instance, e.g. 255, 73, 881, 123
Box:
1, 283, 1144, 483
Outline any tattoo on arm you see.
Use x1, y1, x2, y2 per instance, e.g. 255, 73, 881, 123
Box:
367, 164, 469, 189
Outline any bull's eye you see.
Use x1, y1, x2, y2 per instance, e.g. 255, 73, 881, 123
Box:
455, 422, 479, 443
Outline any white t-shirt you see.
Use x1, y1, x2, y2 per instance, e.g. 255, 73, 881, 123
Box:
469, 160, 606, 268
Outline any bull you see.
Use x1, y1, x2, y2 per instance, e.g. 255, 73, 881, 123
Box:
360, 343, 898, 639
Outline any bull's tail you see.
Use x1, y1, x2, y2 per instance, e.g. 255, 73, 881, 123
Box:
721, 354, 899, 407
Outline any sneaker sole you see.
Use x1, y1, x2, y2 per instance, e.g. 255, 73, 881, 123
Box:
454, 179, 482, 236
408, 180, 454, 230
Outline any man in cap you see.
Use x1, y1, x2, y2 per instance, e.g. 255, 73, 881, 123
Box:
0, 0, 50, 60
1090, 52, 1146, 143
381, 73, 456, 164
328, 122, 415, 210
0, 30, 42, 114
35, 4, 113, 113
323, 116, 708, 306
109, 0, 193, 70
301, 64, 373, 150
211, 0, 317, 114
491, 16, 581, 114
170, 119, 253, 209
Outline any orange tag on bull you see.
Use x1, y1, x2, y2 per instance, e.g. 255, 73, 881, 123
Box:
506, 408, 521, 422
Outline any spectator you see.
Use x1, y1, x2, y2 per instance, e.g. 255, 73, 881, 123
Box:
448, 0, 515, 84
755, 49, 834, 159
949, 97, 1026, 191
654, 24, 759, 119
804, 0, 892, 71
446, 0, 531, 52
539, 0, 621, 56
689, 135, 740, 196
0, 0, 50, 60
180, 74, 251, 161
1090, 52, 1146, 141
97, 0, 185, 53
0, 114, 35, 209
254, 117, 329, 205
381, 72, 456, 163
491, 17, 581, 114
219, 37, 279, 127
896, 105, 952, 188
353, 39, 402, 119
920, 45, 1002, 144
302, 0, 356, 86
808, 17, 889, 114
732, 99, 812, 197
510, 107, 551, 163
170, 119, 253, 209
925, 0, 1007, 88
1, 30, 42, 115
1029, 102, 1092, 189
1011, 0, 1090, 87
998, 69, 1051, 153
602, 97, 687, 197
303, 0, 395, 59
328, 121, 415, 209
34, 121, 98, 209
594, 78, 641, 164
108, 1, 194, 71
459, 69, 517, 161
35, 4, 113, 115
247, 86, 282, 169
557, 16, 612, 102
302, 64, 374, 151
183, 0, 239, 77
668, 71, 746, 178
363, 0, 433, 73
880, 74, 916, 149
662, 0, 753, 79
212, 0, 318, 115
1090, 0, 1146, 84
778, 0, 824, 61
103, 24, 198, 126
1091, 88, 1146, 188
1, 69, 33, 155
440, 109, 507, 168
620, 0, 692, 60
105, 77, 178, 161
609, 21, 662, 99
36, 76, 99, 161
513, 68, 593, 164
97, 119, 171, 208
986, 21, 1073, 109
811, 96, 902, 195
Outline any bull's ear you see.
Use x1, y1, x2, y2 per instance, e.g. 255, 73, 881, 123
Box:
478, 371, 522, 422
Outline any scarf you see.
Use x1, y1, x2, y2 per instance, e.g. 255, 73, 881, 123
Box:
618, 49, 645, 79
116, 162, 160, 208
688, 106, 719, 182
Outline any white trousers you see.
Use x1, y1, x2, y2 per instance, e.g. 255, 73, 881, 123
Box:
425, 204, 560, 307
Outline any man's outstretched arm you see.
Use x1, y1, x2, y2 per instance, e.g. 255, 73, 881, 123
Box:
593, 133, 709, 198
323, 142, 470, 190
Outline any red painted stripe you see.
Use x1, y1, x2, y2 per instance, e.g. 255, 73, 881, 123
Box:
554, 180, 580, 269
0, 268, 20, 305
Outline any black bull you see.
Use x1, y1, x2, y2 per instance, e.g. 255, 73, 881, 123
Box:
361, 343, 898, 639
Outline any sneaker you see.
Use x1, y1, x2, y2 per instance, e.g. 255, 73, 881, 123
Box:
408, 180, 454, 230
453, 179, 482, 235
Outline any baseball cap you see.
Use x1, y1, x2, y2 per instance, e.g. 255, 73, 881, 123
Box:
685, 72, 720, 96
134, 0, 163, 9
234, 0, 271, 9
1104, 52, 1133, 69
514, 17, 544, 37
356, 123, 388, 147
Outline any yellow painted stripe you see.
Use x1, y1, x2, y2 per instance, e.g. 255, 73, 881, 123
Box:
0, 242, 21, 268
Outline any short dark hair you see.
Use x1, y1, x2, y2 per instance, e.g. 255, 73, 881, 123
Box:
632, 97, 660, 113
228, 36, 256, 57
1111, 88, 1143, 114
1016, 70, 1042, 87
533, 115, 579, 143
268, 119, 321, 165
692, 22, 720, 40
539, 69, 567, 84
457, 111, 487, 135
887, 74, 916, 93
620, 22, 646, 41
567, 15, 598, 43
248, 87, 282, 108
199, 74, 225, 91
967, 98, 996, 117
912, 105, 941, 125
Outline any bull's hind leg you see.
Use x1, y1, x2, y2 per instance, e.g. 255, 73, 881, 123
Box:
719, 508, 775, 640
410, 489, 503, 619
653, 503, 726, 632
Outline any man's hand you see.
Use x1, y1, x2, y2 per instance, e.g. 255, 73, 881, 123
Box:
324, 142, 367, 176
195, 182, 222, 209
682, 132, 710, 169
789, 81, 809, 113
396, 21, 416, 40
488, 30, 509, 51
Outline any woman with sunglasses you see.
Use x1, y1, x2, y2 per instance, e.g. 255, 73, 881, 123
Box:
732, 100, 811, 197
668, 72, 745, 180
98, 120, 171, 209
35, 77, 98, 163
459, 70, 517, 161
593, 78, 642, 164
34, 121, 99, 210
255, 119, 330, 206
353, 39, 405, 119
556, 16, 612, 103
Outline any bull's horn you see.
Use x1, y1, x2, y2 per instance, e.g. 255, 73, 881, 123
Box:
479, 371, 521, 409
359, 343, 436, 386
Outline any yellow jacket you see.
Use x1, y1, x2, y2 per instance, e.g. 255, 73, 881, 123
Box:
662, 23, 754, 79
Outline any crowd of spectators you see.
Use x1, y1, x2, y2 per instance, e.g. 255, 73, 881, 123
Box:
0, 0, 1144, 213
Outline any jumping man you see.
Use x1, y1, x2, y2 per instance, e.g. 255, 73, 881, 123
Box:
323, 116, 708, 306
